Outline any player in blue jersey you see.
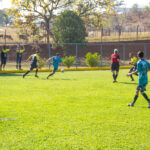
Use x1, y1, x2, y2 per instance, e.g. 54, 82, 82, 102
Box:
46, 53, 62, 79
23, 50, 40, 78
127, 51, 150, 108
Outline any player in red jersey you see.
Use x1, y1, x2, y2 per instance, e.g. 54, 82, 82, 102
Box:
111, 49, 120, 83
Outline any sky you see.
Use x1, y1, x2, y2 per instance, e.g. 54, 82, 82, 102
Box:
0, 0, 150, 9
123, 0, 150, 8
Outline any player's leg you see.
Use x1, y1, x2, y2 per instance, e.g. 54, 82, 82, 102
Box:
35, 67, 39, 78
115, 71, 119, 81
47, 68, 57, 79
111, 63, 116, 82
3, 59, 6, 70
140, 85, 150, 108
129, 67, 134, 81
112, 71, 116, 82
23, 66, 33, 78
115, 63, 119, 81
19, 58, 22, 70
128, 87, 139, 107
16, 57, 19, 70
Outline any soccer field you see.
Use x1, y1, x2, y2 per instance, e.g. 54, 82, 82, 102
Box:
0, 70, 150, 150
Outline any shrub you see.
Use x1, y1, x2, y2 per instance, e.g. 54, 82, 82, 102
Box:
86, 52, 100, 67
63, 56, 76, 68
38, 58, 46, 69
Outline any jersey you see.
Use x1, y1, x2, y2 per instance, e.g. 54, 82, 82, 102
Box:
53, 56, 62, 69
111, 54, 120, 63
31, 54, 40, 65
137, 59, 150, 86
1, 49, 10, 58
16, 50, 24, 58
131, 57, 137, 64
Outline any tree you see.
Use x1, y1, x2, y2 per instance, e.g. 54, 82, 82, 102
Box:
53, 10, 87, 43
0, 9, 13, 26
73, 0, 122, 30
9, 0, 117, 43
9, 0, 75, 43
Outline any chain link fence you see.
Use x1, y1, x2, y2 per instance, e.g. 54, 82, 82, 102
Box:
0, 42, 150, 70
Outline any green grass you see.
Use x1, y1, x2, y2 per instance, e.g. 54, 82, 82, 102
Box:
0, 70, 150, 150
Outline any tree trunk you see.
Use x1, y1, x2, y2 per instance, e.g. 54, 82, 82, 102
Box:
46, 19, 50, 43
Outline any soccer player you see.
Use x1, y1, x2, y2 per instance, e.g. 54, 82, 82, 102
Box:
127, 51, 150, 108
0, 45, 10, 71
23, 50, 40, 78
16, 45, 25, 70
128, 53, 138, 81
111, 49, 120, 83
46, 53, 62, 79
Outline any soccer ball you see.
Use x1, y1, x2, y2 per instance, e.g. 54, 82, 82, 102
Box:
61, 69, 64, 72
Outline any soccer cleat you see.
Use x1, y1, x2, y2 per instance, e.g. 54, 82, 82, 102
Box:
131, 79, 134, 81
148, 103, 150, 108
23, 74, 25, 78
127, 103, 134, 107
113, 80, 116, 83
35, 75, 39, 78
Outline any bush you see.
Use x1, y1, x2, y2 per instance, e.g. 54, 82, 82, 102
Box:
63, 56, 76, 68
38, 58, 46, 69
86, 52, 100, 67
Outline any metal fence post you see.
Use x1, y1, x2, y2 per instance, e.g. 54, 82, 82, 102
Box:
76, 43, 78, 68
100, 44, 103, 67
144, 44, 147, 59
48, 43, 51, 69
123, 44, 126, 65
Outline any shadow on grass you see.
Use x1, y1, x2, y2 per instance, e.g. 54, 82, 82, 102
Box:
0, 73, 23, 77
118, 82, 137, 85
41, 78, 76, 81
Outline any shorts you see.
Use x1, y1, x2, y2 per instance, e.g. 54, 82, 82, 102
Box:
111, 63, 119, 72
136, 85, 146, 92
16, 57, 22, 64
1, 57, 7, 65
130, 65, 137, 72
30, 63, 37, 70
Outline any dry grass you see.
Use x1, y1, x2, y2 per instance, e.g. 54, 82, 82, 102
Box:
0, 26, 150, 43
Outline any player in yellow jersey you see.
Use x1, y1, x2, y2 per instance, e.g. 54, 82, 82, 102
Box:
128, 53, 138, 81
0, 45, 10, 71
23, 50, 40, 78
16, 45, 25, 70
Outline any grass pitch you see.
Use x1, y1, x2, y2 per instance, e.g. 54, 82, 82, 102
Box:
0, 70, 150, 150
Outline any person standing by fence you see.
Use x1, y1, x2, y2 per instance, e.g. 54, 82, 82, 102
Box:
0, 45, 10, 71
111, 49, 120, 83
16, 45, 25, 70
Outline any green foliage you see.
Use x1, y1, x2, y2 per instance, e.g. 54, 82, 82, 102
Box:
38, 58, 46, 69
86, 52, 100, 67
63, 56, 76, 68
0, 9, 12, 26
53, 10, 87, 43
